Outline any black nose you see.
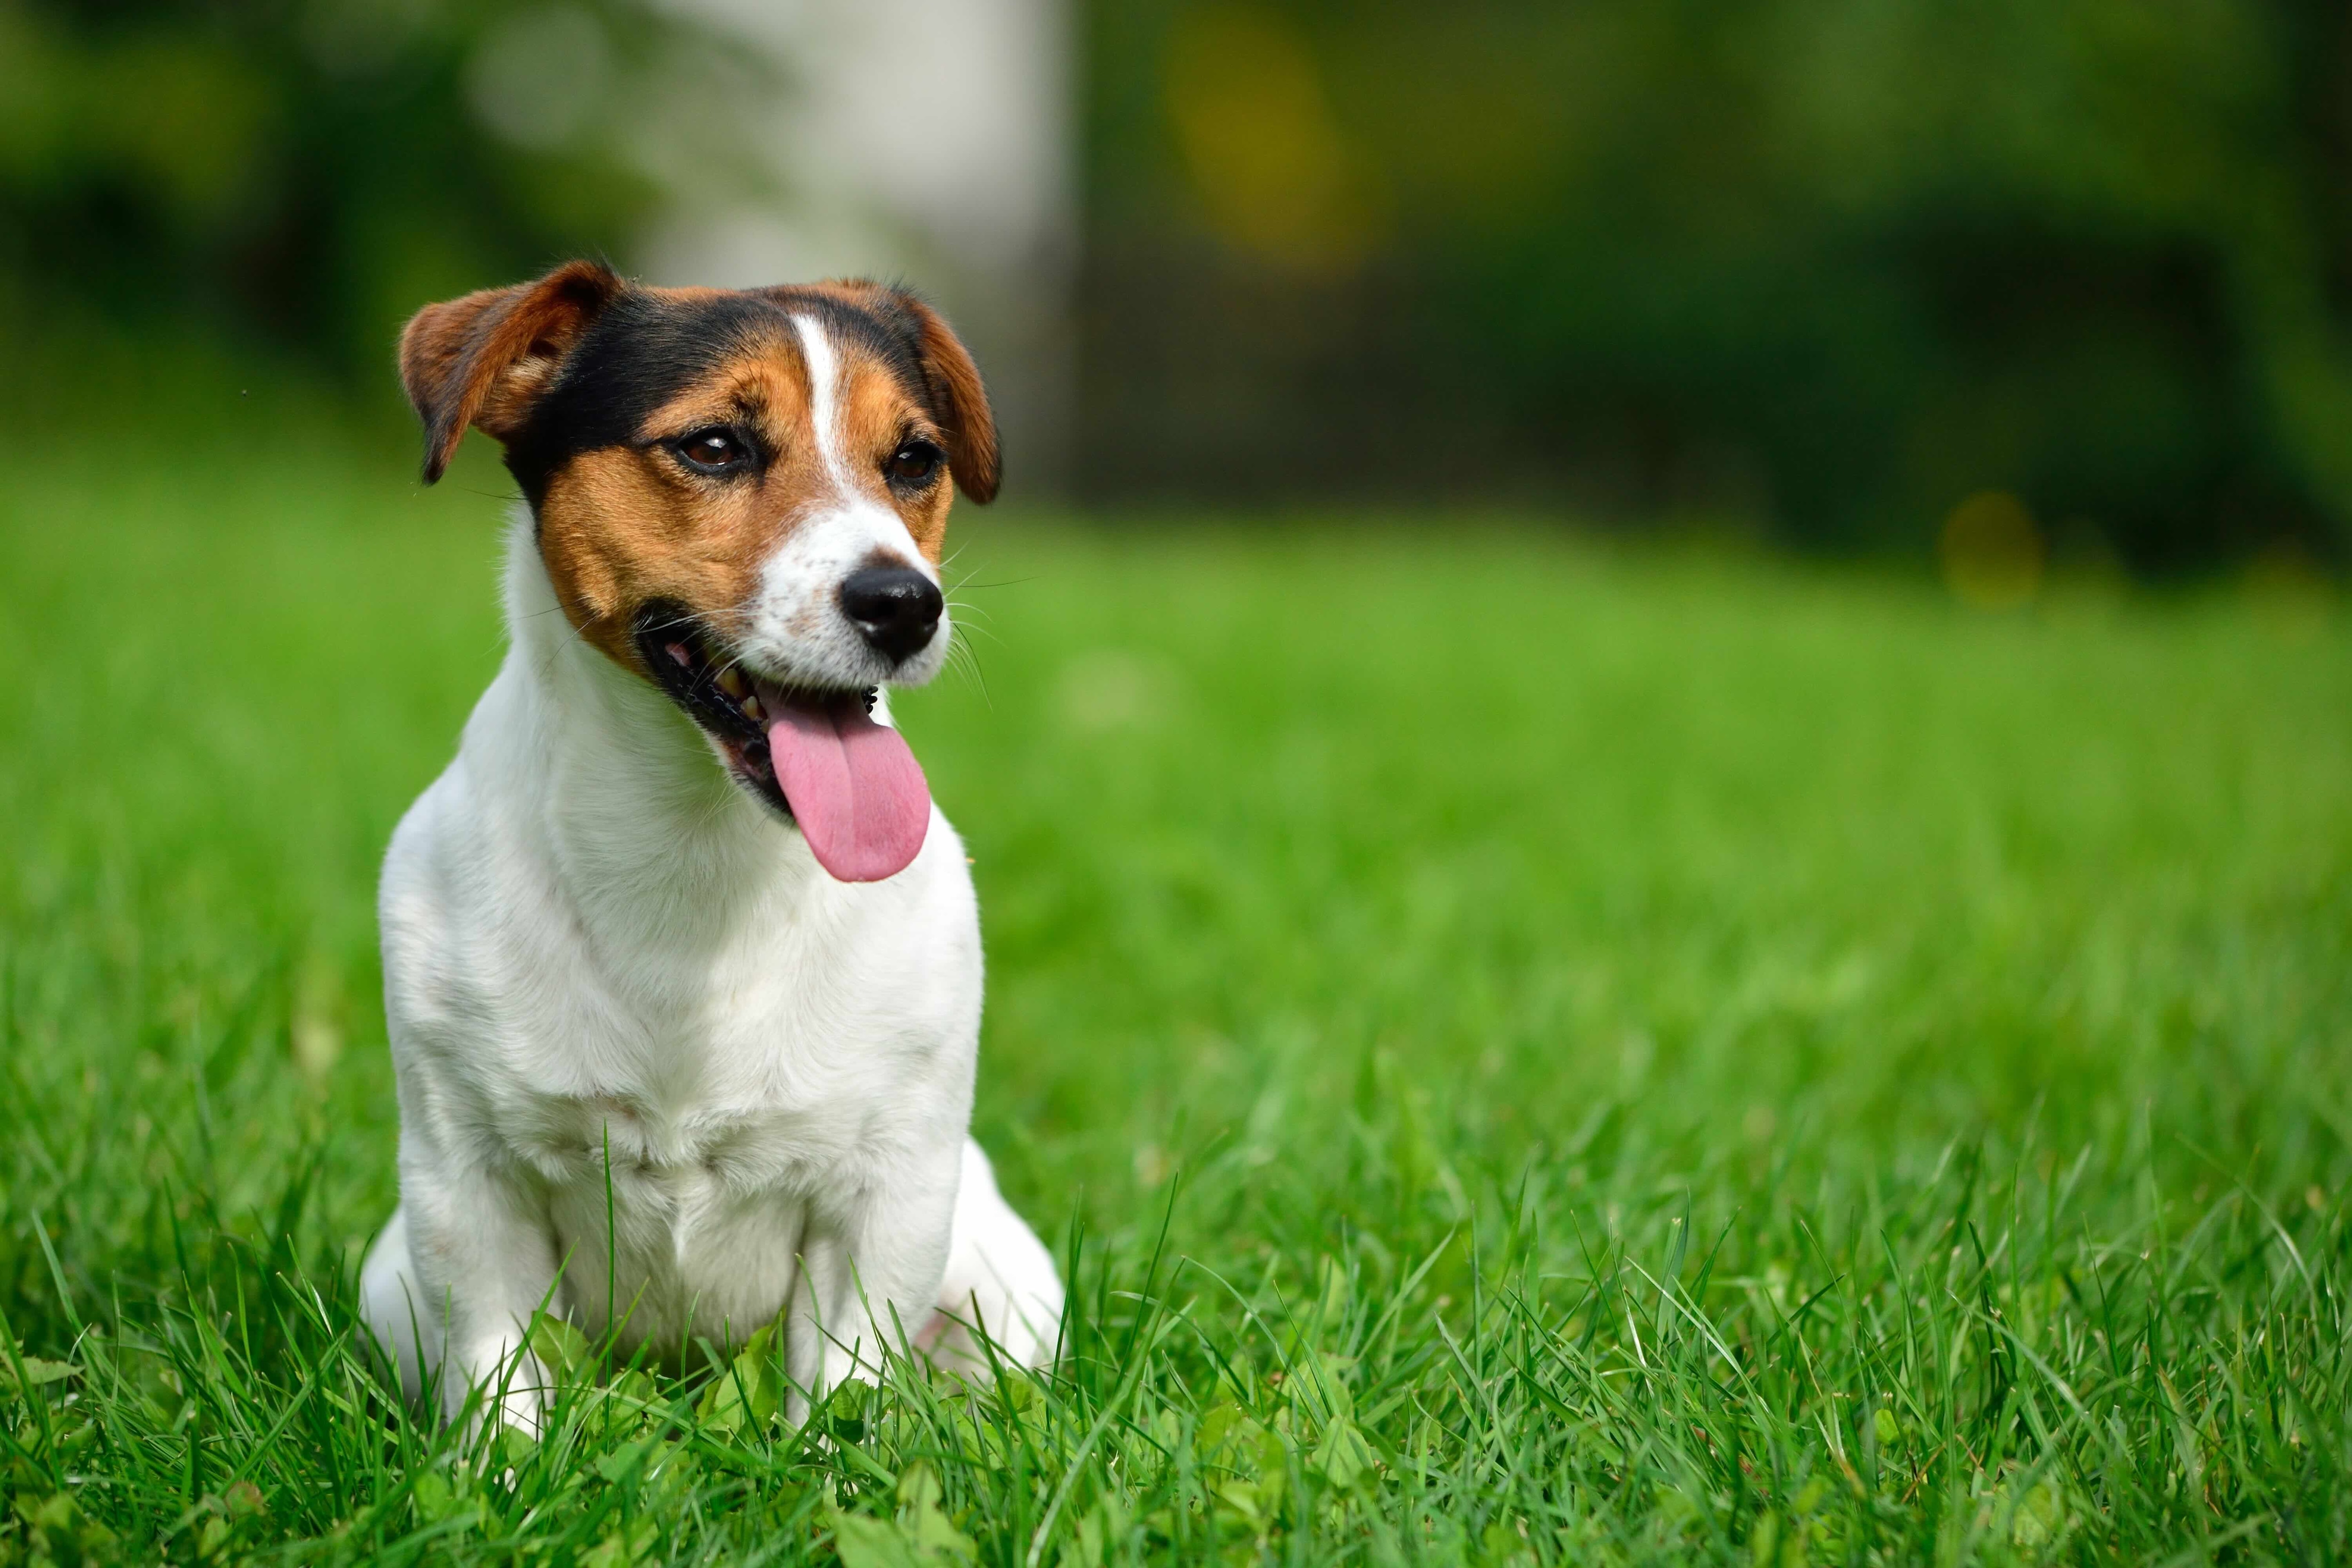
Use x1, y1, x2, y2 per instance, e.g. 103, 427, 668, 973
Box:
838, 567, 943, 663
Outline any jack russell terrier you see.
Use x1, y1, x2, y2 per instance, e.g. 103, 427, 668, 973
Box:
359, 262, 1064, 1431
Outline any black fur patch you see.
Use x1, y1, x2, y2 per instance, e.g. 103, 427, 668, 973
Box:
505, 286, 939, 507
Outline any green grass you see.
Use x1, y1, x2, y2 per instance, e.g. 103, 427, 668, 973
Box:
1, 438, 2346, 1565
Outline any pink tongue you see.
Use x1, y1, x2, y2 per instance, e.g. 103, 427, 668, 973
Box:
765, 697, 931, 883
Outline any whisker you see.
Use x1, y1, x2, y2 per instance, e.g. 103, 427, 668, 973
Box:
940, 633, 992, 709
634, 609, 703, 636
942, 601, 997, 628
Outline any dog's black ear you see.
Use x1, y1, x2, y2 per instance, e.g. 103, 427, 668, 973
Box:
399, 261, 621, 484
840, 285, 1000, 504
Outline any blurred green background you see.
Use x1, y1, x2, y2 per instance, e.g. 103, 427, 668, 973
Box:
6, 0, 2352, 572
2, 7, 2348, 1558
1083, 0, 2352, 572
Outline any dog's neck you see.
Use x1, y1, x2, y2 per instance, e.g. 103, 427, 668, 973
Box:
476, 518, 826, 943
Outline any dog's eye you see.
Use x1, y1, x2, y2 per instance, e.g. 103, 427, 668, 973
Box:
886, 440, 943, 486
673, 428, 750, 472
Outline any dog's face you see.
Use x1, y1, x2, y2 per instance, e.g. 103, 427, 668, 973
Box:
400, 263, 998, 881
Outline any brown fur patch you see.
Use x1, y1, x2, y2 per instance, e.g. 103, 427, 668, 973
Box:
399, 261, 620, 483
401, 264, 997, 678
804, 280, 1000, 503
532, 321, 951, 663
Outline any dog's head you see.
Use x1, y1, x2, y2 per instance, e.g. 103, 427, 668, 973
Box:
400, 261, 998, 882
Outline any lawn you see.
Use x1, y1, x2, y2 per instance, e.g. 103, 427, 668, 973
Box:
0, 436, 2346, 1565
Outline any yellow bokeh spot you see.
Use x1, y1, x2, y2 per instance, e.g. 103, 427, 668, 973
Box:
1939, 491, 2044, 611
2244, 539, 2336, 643
1163, 4, 1384, 272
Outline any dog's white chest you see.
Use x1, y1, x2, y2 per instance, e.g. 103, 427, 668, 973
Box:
505, 1026, 917, 1207
517, 1090, 832, 1349
376, 638, 985, 1356
391, 854, 983, 1353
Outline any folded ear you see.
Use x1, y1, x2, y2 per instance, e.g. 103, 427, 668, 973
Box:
885, 291, 1001, 504
398, 261, 622, 484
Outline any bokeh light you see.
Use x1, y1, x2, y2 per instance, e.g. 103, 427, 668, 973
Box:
1161, 3, 1384, 273
1939, 490, 2045, 610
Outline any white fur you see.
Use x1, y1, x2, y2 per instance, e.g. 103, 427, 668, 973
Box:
360, 479, 1059, 1432
735, 314, 952, 692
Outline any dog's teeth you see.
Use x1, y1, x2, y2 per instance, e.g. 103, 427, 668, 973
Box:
666, 644, 693, 669
742, 694, 766, 724
715, 666, 750, 700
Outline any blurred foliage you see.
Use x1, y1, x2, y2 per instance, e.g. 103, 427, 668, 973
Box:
0, 0, 757, 405
1081, 0, 2352, 568
4, 0, 2347, 568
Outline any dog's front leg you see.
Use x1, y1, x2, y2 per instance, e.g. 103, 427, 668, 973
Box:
782, 1147, 961, 1424
379, 1150, 562, 1436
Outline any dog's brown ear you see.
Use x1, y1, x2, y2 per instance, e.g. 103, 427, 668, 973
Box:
399, 261, 622, 484
887, 291, 1000, 504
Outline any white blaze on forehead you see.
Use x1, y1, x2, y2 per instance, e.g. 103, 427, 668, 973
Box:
739, 306, 947, 687
779, 308, 931, 577
791, 312, 857, 503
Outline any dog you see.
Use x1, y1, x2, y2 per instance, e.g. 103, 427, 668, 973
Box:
358, 262, 1064, 1432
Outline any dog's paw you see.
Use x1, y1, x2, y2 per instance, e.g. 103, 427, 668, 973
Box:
448, 1341, 551, 1442
919, 1139, 1065, 1373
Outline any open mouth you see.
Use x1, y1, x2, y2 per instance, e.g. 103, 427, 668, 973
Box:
632, 601, 932, 883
